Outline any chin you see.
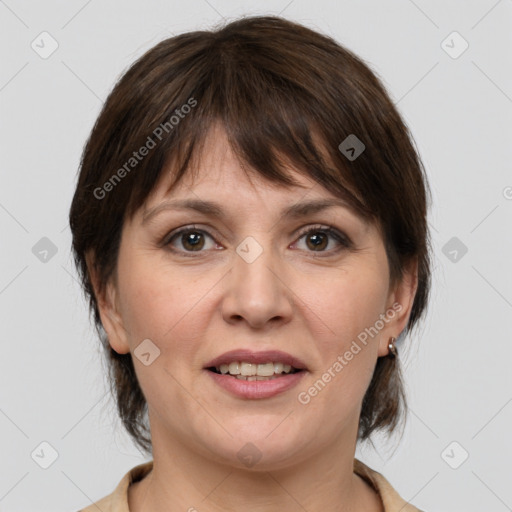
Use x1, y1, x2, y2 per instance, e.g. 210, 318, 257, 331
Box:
206, 425, 308, 472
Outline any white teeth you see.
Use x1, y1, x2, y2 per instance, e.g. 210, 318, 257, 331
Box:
215, 361, 297, 377
257, 362, 275, 377
228, 362, 241, 375
236, 374, 280, 381
274, 362, 284, 374
240, 362, 257, 376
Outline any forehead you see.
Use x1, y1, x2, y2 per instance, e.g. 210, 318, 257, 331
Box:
139, 169, 375, 246
134, 122, 377, 237
144, 123, 343, 209
146, 156, 346, 220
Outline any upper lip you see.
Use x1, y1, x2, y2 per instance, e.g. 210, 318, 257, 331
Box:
204, 349, 308, 370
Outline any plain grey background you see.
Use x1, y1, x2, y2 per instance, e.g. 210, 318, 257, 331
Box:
1, 1, 511, 511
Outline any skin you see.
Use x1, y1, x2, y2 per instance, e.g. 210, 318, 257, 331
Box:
88, 123, 418, 512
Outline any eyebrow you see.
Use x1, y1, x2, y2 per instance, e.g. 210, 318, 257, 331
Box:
141, 198, 359, 225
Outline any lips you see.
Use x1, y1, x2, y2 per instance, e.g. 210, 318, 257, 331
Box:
203, 349, 308, 400
204, 349, 308, 371
207, 368, 306, 399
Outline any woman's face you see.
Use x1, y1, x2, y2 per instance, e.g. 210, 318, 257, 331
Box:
96, 125, 416, 470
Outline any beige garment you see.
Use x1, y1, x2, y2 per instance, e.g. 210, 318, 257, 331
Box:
78, 458, 424, 512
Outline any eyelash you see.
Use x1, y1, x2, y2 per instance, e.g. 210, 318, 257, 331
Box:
161, 224, 352, 257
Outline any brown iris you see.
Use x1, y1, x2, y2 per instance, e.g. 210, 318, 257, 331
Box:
305, 231, 328, 251
179, 231, 205, 251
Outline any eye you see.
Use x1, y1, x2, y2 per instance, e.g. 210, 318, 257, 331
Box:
163, 225, 219, 254
292, 224, 351, 254
162, 224, 351, 256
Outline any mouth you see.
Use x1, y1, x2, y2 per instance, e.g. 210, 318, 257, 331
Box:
206, 361, 303, 381
203, 349, 308, 399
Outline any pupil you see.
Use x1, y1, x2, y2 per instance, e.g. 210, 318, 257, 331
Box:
184, 232, 203, 250
309, 232, 327, 250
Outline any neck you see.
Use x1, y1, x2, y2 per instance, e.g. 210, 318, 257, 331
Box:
128, 424, 383, 512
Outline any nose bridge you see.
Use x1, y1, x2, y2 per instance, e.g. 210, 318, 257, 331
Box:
222, 233, 292, 326
234, 233, 279, 297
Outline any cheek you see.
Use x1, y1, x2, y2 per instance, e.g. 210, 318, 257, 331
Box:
118, 258, 213, 360
309, 266, 388, 345
323, 270, 388, 390
301, 263, 387, 403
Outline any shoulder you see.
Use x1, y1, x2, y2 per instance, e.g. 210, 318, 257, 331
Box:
76, 460, 154, 512
353, 458, 426, 512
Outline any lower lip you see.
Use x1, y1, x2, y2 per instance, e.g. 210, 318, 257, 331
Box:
205, 370, 307, 399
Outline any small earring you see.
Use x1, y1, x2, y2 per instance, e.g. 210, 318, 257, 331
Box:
388, 336, 398, 358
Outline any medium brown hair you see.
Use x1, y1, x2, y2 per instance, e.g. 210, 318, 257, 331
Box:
69, 15, 432, 455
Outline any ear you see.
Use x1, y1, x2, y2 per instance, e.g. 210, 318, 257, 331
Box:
377, 257, 419, 357
85, 250, 131, 355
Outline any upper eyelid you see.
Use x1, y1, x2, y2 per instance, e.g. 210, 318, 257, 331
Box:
166, 223, 343, 237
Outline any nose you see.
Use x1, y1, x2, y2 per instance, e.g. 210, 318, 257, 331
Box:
221, 238, 294, 329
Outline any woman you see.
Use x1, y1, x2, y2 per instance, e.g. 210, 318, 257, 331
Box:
69, 15, 431, 512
